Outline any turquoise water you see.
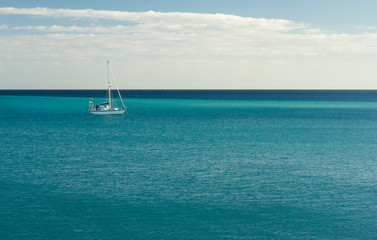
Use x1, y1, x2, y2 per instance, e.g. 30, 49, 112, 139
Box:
2, 94, 377, 239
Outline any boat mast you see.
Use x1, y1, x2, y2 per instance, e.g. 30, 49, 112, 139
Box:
107, 60, 111, 108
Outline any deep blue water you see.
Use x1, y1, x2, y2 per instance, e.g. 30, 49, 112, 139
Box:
3, 89, 377, 101
2, 91, 377, 239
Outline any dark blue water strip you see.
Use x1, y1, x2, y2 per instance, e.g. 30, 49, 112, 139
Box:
1, 90, 377, 102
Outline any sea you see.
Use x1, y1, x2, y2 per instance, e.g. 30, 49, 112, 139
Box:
1, 90, 377, 239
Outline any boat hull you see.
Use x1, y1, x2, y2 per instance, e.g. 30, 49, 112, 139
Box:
89, 109, 126, 115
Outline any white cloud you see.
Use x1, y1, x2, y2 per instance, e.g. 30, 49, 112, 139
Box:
357, 25, 377, 31
1, 7, 377, 89
2, 7, 377, 57
11, 25, 130, 33
0, 7, 305, 32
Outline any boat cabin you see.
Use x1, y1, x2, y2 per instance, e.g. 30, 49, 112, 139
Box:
96, 102, 110, 111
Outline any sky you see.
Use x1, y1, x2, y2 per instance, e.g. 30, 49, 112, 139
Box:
1, 0, 377, 89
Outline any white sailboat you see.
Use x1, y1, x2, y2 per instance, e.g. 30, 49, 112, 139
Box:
88, 60, 126, 115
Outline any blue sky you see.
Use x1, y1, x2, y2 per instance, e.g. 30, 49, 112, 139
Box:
2, 0, 377, 32
1, 0, 377, 89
